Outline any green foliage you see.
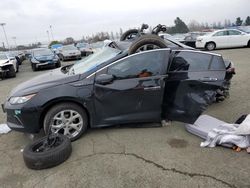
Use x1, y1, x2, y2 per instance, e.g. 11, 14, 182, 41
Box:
168, 17, 189, 34
236, 17, 243, 26
245, 16, 250, 26
49, 41, 60, 47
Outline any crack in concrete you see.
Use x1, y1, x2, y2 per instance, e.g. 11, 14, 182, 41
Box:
67, 152, 237, 188
104, 132, 126, 153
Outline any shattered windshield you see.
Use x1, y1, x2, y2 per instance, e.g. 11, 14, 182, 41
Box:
68, 47, 121, 75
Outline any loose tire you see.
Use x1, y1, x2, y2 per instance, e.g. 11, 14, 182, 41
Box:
44, 103, 88, 141
128, 34, 167, 55
120, 29, 140, 41
205, 42, 216, 51
6, 66, 16, 78
23, 134, 72, 170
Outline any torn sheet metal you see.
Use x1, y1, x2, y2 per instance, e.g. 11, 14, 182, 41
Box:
162, 80, 221, 124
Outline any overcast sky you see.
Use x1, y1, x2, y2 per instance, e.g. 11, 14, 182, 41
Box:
0, 0, 249, 45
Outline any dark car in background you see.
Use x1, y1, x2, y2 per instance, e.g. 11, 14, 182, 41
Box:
29, 48, 61, 71
2, 39, 235, 141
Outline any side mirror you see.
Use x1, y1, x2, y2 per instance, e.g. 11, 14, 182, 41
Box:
95, 74, 114, 85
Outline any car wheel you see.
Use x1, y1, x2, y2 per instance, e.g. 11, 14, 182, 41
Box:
247, 40, 250, 47
32, 63, 37, 71
6, 66, 16, 78
205, 42, 216, 51
55, 61, 61, 68
16, 62, 19, 73
128, 34, 167, 55
59, 54, 64, 61
44, 103, 88, 141
120, 29, 140, 41
23, 134, 72, 170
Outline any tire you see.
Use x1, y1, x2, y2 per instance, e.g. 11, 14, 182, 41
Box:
128, 34, 167, 55
55, 61, 61, 68
16, 62, 19, 73
59, 54, 64, 61
205, 42, 216, 51
120, 29, 140, 41
6, 66, 16, 78
32, 63, 37, 71
44, 103, 88, 141
247, 40, 250, 47
23, 134, 72, 170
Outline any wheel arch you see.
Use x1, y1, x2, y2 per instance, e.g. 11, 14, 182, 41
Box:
39, 97, 91, 130
205, 41, 216, 49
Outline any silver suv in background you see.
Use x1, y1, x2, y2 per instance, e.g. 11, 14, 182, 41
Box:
57, 45, 81, 61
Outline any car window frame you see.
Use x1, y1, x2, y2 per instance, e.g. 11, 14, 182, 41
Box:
88, 49, 171, 80
107, 50, 169, 80
168, 50, 225, 73
228, 30, 242, 36
213, 31, 228, 37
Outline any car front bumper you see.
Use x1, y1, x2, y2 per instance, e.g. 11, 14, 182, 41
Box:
2, 100, 41, 133
63, 54, 81, 60
35, 61, 57, 68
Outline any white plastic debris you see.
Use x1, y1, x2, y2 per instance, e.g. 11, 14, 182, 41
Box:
0, 124, 11, 134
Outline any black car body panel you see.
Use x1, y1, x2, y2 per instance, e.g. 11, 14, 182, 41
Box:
3, 47, 231, 134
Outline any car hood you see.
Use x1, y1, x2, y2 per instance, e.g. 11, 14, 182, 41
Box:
62, 50, 79, 54
0, 59, 9, 66
9, 68, 80, 97
35, 55, 55, 61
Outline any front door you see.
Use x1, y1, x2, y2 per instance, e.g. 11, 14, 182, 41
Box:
93, 49, 170, 126
163, 50, 226, 124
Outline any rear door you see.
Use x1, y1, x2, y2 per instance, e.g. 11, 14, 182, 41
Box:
228, 30, 247, 47
162, 50, 226, 124
93, 49, 170, 126
212, 31, 229, 48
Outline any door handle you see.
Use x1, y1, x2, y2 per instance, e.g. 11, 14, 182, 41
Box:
200, 77, 218, 82
144, 86, 161, 91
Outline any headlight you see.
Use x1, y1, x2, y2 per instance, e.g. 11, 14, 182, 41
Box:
32, 58, 40, 63
9, 93, 36, 105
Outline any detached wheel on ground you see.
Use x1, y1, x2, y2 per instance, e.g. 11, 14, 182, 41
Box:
44, 103, 88, 141
205, 42, 216, 51
120, 29, 140, 41
128, 34, 167, 55
23, 134, 72, 170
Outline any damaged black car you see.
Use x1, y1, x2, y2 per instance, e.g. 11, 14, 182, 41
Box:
2, 36, 235, 141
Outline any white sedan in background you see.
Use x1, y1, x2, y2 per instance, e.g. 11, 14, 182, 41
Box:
196, 29, 250, 50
